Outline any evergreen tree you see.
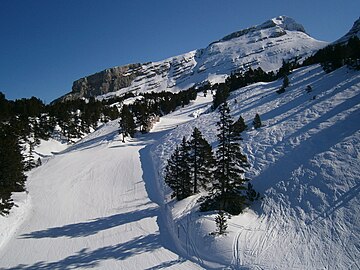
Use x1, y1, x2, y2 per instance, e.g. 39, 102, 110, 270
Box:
215, 210, 228, 235
119, 105, 136, 142
0, 123, 26, 215
232, 115, 247, 135
209, 102, 249, 214
212, 83, 229, 110
188, 127, 215, 193
253, 113, 262, 129
178, 137, 192, 199
164, 146, 182, 199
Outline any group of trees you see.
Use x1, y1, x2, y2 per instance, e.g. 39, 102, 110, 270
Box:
211, 60, 299, 109
0, 85, 200, 215
0, 123, 26, 215
164, 127, 215, 200
164, 102, 260, 218
303, 36, 360, 72
118, 88, 199, 141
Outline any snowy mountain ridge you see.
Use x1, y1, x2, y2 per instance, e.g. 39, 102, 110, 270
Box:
59, 16, 327, 102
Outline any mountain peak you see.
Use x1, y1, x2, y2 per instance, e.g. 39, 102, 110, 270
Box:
219, 15, 306, 43
260, 16, 306, 33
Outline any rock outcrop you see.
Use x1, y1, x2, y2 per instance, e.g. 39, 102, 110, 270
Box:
57, 16, 328, 102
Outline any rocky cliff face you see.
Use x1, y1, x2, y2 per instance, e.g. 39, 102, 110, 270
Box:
58, 16, 328, 102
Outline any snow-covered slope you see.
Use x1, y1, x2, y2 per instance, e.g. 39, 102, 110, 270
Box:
60, 16, 327, 101
1, 64, 359, 269
0, 96, 214, 269
151, 65, 360, 269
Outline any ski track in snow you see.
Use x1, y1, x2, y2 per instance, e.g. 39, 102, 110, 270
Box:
0, 65, 359, 269
0, 96, 212, 269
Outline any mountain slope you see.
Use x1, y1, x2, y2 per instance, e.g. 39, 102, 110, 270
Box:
59, 16, 327, 101
1, 64, 359, 269
0, 113, 211, 269
151, 64, 360, 269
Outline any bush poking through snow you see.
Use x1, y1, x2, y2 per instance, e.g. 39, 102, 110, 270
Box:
214, 210, 228, 235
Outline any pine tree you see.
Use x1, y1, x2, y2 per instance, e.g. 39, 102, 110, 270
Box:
119, 105, 136, 142
188, 127, 215, 193
253, 113, 262, 129
0, 123, 26, 215
178, 137, 192, 199
212, 83, 229, 110
232, 115, 247, 135
212, 102, 249, 214
215, 210, 228, 235
164, 146, 182, 199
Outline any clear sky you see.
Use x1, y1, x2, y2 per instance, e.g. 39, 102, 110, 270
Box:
1, 0, 359, 103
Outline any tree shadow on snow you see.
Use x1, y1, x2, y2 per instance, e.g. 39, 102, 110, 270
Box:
252, 101, 360, 214
6, 234, 161, 270
20, 207, 159, 239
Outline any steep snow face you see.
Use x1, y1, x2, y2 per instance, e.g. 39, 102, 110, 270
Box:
335, 17, 360, 44
151, 65, 360, 269
62, 16, 327, 101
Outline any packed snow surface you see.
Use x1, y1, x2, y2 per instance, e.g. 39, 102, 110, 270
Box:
1, 65, 359, 269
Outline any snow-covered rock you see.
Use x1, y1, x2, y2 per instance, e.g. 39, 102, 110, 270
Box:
58, 16, 327, 102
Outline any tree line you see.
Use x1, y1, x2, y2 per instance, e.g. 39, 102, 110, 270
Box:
0, 87, 199, 215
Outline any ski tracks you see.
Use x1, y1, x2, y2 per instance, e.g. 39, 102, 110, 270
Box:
231, 230, 242, 268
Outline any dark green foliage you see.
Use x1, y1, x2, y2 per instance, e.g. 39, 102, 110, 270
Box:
253, 113, 262, 129
0, 123, 26, 215
188, 127, 215, 193
303, 36, 360, 72
202, 102, 249, 215
246, 183, 260, 202
232, 115, 247, 135
164, 129, 215, 200
164, 138, 192, 200
212, 83, 230, 110
119, 105, 136, 142
225, 67, 276, 92
178, 137, 192, 198
164, 146, 182, 199
214, 210, 228, 235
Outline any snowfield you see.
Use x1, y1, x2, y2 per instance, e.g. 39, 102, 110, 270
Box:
0, 64, 359, 269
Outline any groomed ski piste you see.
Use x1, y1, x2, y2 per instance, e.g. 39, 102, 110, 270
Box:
0, 64, 359, 269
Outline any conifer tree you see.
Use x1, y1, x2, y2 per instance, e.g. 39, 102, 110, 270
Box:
212, 83, 230, 110
213, 102, 249, 213
0, 123, 26, 215
253, 113, 262, 129
215, 210, 228, 235
232, 115, 247, 135
188, 127, 215, 193
164, 146, 182, 199
178, 137, 192, 199
119, 105, 136, 142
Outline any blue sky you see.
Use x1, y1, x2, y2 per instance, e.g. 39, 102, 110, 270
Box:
1, 0, 359, 103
